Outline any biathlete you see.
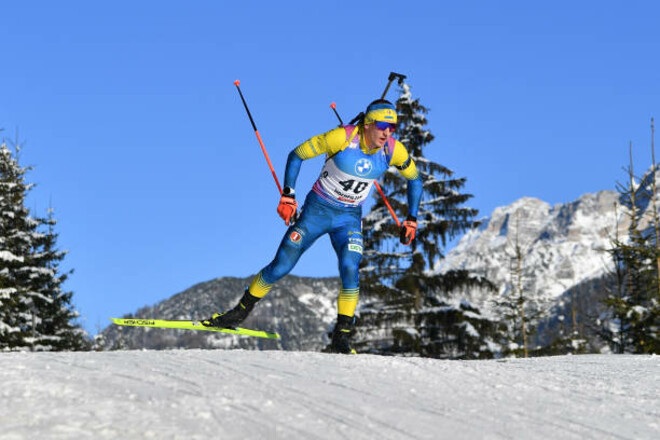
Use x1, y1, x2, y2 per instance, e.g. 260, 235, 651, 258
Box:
203, 99, 423, 353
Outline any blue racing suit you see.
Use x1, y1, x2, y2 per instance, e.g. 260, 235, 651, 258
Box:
247, 124, 422, 317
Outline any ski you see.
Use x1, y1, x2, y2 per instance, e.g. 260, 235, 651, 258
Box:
110, 318, 280, 339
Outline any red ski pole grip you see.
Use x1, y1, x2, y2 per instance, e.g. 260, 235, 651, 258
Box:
234, 80, 241, 86
330, 102, 336, 109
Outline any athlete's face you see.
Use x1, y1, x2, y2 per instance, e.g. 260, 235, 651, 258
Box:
364, 122, 394, 149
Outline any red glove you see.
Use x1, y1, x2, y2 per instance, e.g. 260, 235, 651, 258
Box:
277, 194, 298, 226
400, 216, 417, 245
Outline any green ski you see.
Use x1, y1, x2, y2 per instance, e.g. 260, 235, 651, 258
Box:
110, 318, 280, 339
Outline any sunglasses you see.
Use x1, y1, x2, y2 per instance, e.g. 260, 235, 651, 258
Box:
374, 121, 396, 132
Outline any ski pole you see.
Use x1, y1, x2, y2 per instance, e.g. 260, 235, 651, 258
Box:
329, 102, 401, 227
234, 80, 283, 195
374, 181, 401, 227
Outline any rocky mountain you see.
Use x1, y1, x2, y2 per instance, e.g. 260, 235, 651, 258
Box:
100, 276, 340, 351
432, 188, 640, 352
435, 190, 623, 308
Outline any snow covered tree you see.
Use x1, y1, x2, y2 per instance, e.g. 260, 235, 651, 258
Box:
29, 208, 88, 351
0, 142, 32, 350
355, 83, 500, 359
492, 212, 549, 357
600, 144, 660, 354
0, 140, 88, 351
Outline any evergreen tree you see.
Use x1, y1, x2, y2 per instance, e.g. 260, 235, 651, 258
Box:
355, 83, 500, 359
600, 152, 660, 354
0, 141, 88, 351
30, 208, 88, 350
0, 142, 34, 350
492, 212, 549, 357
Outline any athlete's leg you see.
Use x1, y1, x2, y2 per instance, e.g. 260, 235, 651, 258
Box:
248, 197, 331, 298
205, 196, 333, 328
329, 210, 363, 317
328, 210, 362, 353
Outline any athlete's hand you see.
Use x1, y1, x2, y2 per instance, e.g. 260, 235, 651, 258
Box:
399, 216, 417, 245
277, 195, 298, 226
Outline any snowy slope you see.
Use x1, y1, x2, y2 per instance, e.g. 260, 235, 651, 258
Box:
1, 351, 658, 439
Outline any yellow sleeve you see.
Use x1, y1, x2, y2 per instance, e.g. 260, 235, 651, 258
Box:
293, 127, 348, 160
390, 140, 420, 180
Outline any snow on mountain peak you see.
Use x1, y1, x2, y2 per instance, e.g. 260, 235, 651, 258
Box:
434, 190, 622, 310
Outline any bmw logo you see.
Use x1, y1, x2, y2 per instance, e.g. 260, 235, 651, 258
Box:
355, 159, 373, 176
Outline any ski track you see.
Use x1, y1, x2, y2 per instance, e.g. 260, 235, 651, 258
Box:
0, 351, 658, 440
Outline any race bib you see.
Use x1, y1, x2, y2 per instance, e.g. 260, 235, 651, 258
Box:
317, 159, 374, 206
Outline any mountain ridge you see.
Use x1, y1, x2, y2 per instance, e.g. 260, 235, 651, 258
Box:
435, 189, 622, 311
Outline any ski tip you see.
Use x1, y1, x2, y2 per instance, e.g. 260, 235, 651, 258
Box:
233, 79, 240, 86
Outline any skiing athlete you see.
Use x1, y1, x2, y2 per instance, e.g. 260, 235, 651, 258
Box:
203, 99, 423, 353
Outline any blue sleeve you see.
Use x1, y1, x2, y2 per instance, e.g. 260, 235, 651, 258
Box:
283, 150, 304, 190
407, 176, 423, 218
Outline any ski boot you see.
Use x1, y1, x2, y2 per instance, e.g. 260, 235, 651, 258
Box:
330, 314, 357, 354
202, 290, 260, 329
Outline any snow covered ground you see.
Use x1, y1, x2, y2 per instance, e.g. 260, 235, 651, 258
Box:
1, 351, 658, 439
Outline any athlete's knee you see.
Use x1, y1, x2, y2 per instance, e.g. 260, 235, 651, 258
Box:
262, 234, 306, 282
262, 258, 294, 282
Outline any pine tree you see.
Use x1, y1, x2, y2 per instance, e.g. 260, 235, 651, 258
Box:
356, 83, 500, 359
30, 208, 88, 350
600, 142, 660, 354
0, 140, 88, 351
492, 212, 548, 357
0, 142, 34, 350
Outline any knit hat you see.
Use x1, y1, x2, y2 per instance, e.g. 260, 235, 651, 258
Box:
363, 100, 397, 125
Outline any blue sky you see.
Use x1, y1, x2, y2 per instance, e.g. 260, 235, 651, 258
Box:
2, 1, 659, 335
